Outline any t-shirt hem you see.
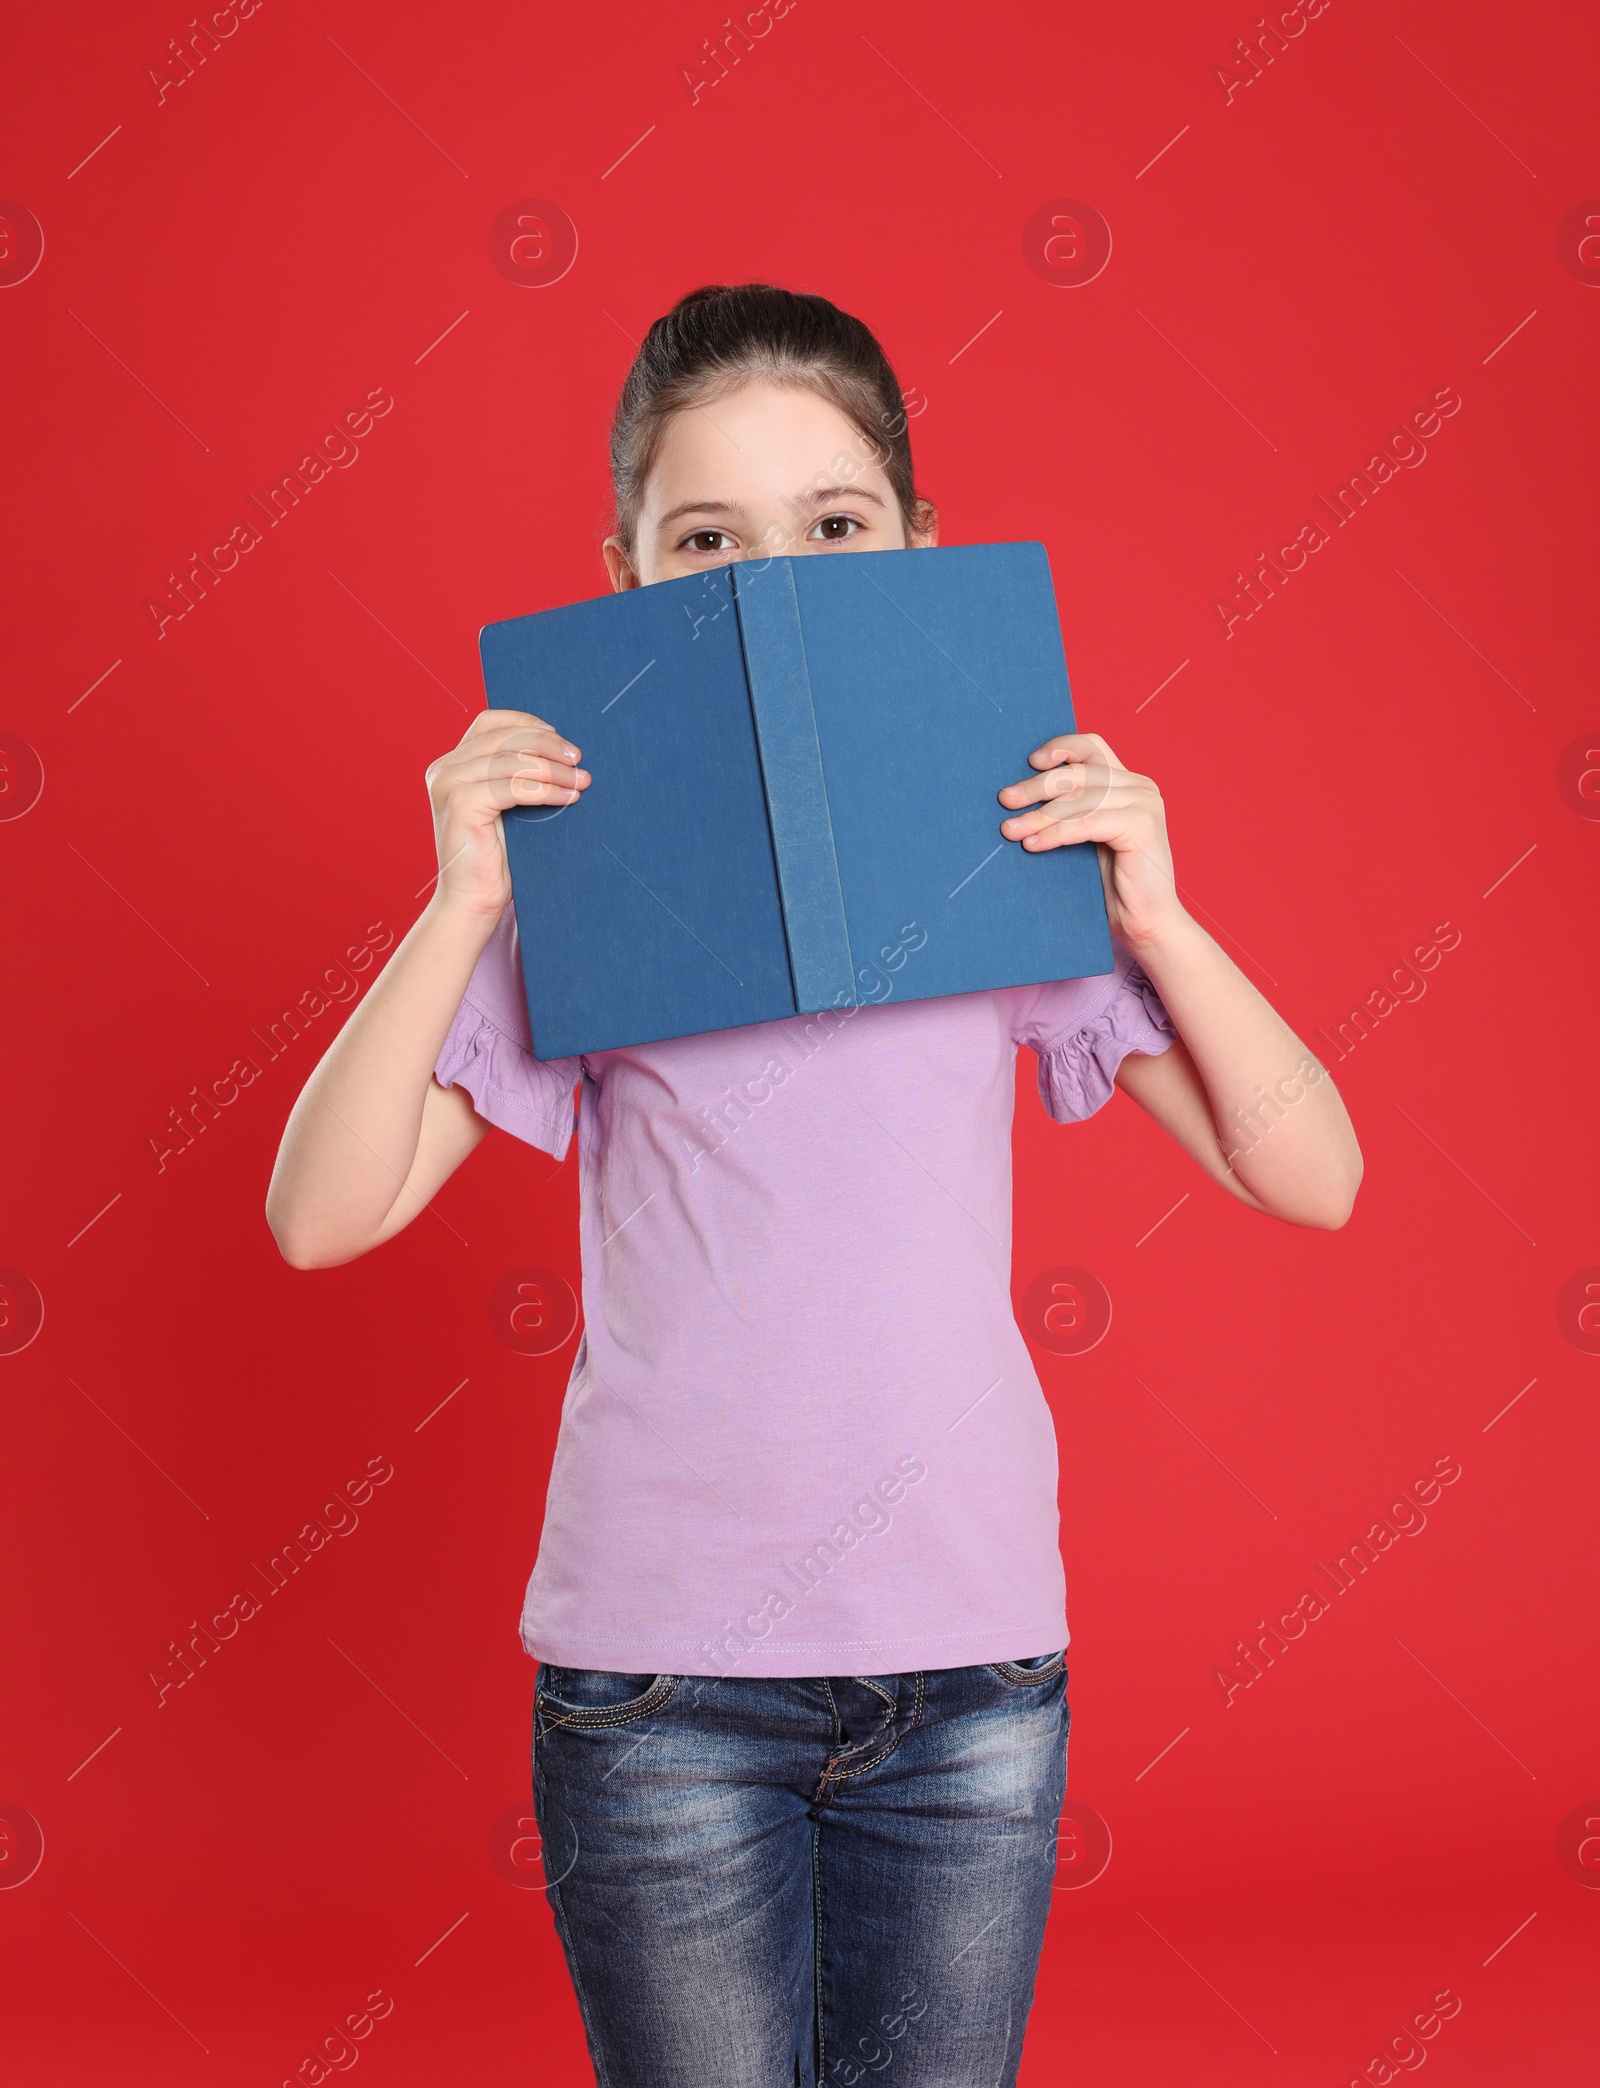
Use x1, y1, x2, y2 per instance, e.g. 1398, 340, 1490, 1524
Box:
520, 1619, 1070, 1677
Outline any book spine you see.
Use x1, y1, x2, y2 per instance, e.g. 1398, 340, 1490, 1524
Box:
729, 562, 857, 1012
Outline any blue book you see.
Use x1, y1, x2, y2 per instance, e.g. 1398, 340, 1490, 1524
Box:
480, 540, 1114, 1059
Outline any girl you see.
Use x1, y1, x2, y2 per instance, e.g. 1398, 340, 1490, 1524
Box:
267, 284, 1361, 2088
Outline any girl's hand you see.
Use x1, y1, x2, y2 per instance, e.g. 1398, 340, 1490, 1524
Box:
998, 731, 1182, 948
424, 709, 589, 920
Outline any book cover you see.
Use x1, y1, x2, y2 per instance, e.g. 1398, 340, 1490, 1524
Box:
480, 539, 1114, 1059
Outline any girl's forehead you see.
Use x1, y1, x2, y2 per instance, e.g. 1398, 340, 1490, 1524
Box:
645, 378, 889, 507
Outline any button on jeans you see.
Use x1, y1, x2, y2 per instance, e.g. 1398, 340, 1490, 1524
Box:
532, 1656, 1069, 2087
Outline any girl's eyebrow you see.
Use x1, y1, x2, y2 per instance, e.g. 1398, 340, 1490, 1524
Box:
793, 484, 885, 508
655, 483, 887, 532
656, 498, 743, 528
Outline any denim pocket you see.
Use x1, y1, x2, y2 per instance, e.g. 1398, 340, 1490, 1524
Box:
986, 1651, 1067, 1687
535, 1666, 682, 1730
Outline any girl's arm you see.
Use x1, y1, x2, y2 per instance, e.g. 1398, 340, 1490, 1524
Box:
265, 708, 589, 1267
999, 733, 1362, 1230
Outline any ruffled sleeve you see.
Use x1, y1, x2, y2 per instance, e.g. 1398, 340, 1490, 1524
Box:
1010, 945, 1178, 1124
433, 902, 581, 1161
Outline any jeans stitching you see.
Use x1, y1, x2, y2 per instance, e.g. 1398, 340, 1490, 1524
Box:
986, 1652, 1067, 1688
851, 1674, 898, 1714
812, 1813, 827, 2086
537, 1673, 682, 1735
814, 1678, 900, 1800
831, 1729, 904, 1782
832, 1671, 923, 1785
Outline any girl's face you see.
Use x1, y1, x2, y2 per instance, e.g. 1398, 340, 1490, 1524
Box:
603, 377, 937, 591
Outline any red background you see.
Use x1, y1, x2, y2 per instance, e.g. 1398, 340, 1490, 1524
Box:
3, 0, 1596, 2081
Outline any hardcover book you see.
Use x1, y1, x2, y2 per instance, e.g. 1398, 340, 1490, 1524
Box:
480, 539, 1114, 1059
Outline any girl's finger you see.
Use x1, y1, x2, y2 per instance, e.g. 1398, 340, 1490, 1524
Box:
490, 750, 590, 793
1002, 787, 1142, 840
440, 748, 589, 796
998, 761, 1121, 809
464, 712, 583, 762
486, 722, 583, 762
1013, 804, 1150, 850
1026, 730, 1121, 772
484, 771, 582, 811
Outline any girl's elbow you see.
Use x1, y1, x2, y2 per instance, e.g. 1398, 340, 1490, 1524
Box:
269, 1214, 335, 1270
1292, 1153, 1364, 1231
266, 1196, 367, 1271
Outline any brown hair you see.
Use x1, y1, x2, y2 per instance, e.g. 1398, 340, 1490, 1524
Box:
608, 283, 931, 554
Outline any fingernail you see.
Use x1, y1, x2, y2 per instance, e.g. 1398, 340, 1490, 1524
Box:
563, 744, 579, 759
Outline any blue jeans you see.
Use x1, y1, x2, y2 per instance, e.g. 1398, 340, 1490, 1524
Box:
532, 1657, 1070, 2087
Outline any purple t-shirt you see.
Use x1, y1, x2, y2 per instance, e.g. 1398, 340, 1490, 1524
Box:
435, 901, 1176, 1678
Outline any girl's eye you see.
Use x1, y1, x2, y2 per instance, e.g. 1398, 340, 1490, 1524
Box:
810, 514, 862, 542
682, 529, 735, 554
